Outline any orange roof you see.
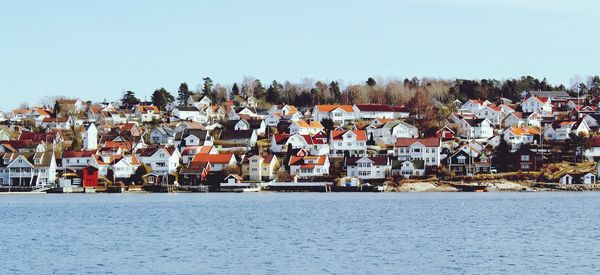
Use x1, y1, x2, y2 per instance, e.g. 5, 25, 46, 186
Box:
316, 105, 353, 113
294, 120, 323, 128
192, 153, 234, 164
509, 127, 539, 136
330, 130, 367, 141
289, 155, 327, 166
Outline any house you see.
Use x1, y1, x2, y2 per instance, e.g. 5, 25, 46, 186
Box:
0, 151, 57, 187
186, 95, 212, 110
329, 130, 367, 157
175, 129, 213, 149
172, 106, 205, 123
135, 105, 161, 122
312, 105, 355, 124
543, 120, 590, 141
40, 117, 71, 129
522, 96, 552, 114
475, 105, 503, 125
191, 153, 237, 172
181, 146, 216, 164
345, 157, 391, 180
149, 127, 176, 145
265, 104, 302, 126
370, 120, 419, 145
270, 133, 329, 155
225, 119, 267, 136
509, 145, 541, 171
109, 155, 141, 180
288, 155, 330, 178
352, 104, 396, 120
584, 137, 600, 161
459, 118, 494, 139
436, 126, 455, 140
135, 146, 180, 174
445, 145, 490, 175
205, 105, 228, 122
62, 150, 96, 169
460, 100, 491, 113
243, 154, 280, 181
179, 161, 211, 186
289, 120, 324, 135
395, 137, 441, 166
218, 130, 257, 147
392, 159, 425, 178
520, 90, 569, 100
503, 127, 540, 149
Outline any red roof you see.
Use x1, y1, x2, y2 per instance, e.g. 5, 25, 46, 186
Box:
18, 131, 58, 142
395, 137, 440, 147
192, 153, 234, 164
62, 151, 96, 158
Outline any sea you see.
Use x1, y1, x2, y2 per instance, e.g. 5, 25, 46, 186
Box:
1, 192, 600, 274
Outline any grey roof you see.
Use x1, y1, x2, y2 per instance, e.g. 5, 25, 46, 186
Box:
523, 90, 569, 98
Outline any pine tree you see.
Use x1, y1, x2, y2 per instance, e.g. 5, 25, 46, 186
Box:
177, 82, 191, 105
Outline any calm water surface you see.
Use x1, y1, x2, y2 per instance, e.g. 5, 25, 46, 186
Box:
1, 192, 600, 274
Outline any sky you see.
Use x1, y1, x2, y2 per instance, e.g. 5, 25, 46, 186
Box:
0, 0, 599, 110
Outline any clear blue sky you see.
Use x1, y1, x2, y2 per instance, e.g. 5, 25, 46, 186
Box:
0, 0, 598, 110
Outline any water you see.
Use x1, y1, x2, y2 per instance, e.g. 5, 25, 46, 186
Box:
1, 192, 600, 274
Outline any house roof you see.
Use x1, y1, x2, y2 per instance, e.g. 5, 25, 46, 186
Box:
508, 127, 539, 136
192, 153, 234, 164
330, 130, 367, 141
345, 157, 389, 166
62, 150, 96, 158
315, 105, 354, 113
42, 117, 69, 123
395, 137, 440, 147
293, 120, 324, 129
288, 155, 327, 166
354, 104, 395, 112
219, 130, 255, 140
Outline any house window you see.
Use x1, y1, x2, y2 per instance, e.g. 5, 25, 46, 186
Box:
521, 155, 530, 161
521, 164, 530, 170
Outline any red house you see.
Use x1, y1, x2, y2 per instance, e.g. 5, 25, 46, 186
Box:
436, 126, 455, 140
81, 166, 99, 187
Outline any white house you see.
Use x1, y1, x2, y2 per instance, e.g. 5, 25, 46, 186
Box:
475, 105, 503, 125
136, 146, 181, 174
393, 159, 425, 178
312, 105, 355, 124
187, 95, 212, 110
192, 153, 237, 172
395, 137, 441, 166
352, 104, 396, 120
522, 96, 552, 114
502, 112, 525, 128
460, 118, 494, 139
329, 130, 367, 157
0, 151, 57, 187
543, 120, 590, 141
345, 157, 391, 180
172, 106, 206, 123
289, 120, 324, 135
288, 155, 330, 178
503, 127, 540, 149
460, 100, 491, 113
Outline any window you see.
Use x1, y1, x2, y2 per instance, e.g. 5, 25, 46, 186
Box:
521, 155, 530, 161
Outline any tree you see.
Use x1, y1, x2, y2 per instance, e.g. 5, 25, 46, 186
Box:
121, 90, 140, 107
151, 88, 174, 111
407, 88, 440, 135
366, 77, 377, 87
329, 81, 342, 103
494, 139, 511, 172
321, 118, 334, 132
231, 82, 240, 96
253, 79, 266, 99
266, 80, 283, 104
202, 77, 213, 95
177, 82, 191, 105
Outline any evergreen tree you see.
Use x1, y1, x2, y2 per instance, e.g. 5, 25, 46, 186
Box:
231, 83, 240, 96
202, 77, 213, 95
329, 81, 342, 103
177, 82, 191, 105
253, 79, 266, 99
494, 139, 511, 172
121, 90, 140, 107
266, 80, 282, 104
366, 77, 376, 87
151, 88, 174, 111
